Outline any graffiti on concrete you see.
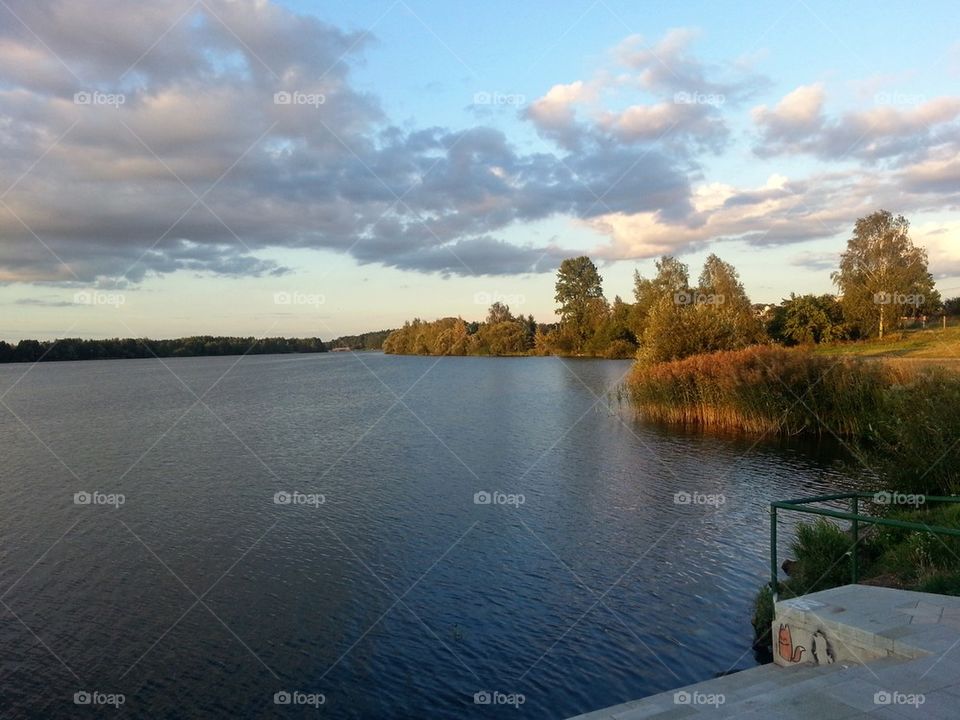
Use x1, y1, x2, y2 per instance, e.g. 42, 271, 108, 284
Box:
777, 624, 837, 665
777, 624, 805, 663
811, 629, 836, 664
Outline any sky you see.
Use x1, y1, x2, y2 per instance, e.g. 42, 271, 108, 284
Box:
1, 0, 959, 341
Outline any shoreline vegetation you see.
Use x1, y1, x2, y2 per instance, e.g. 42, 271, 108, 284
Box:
383, 211, 954, 366
0, 330, 395, 364
0, 336, 329, 363
628, 343, 960, 498
627, 346, 896, 437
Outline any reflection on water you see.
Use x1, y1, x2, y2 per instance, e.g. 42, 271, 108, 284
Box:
0, 354, 854, 718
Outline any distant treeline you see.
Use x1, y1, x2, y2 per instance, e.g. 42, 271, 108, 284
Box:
0, 336, 328, 363
328, 329, 395, 350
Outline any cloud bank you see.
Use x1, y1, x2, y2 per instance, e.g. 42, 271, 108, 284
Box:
0, 1, 958, 285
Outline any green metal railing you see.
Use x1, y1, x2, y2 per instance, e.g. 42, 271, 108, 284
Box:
770, 491, 960, 601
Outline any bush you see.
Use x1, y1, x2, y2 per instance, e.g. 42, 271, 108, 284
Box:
867, 369, 960, 497
868, 504, 960, 580
789, 519, 854, 592
603, 339, 638, 359
751, 583, 775, 651
919, 572, 960, 596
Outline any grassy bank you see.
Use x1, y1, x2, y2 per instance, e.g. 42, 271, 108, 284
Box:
815, 321, 960, 360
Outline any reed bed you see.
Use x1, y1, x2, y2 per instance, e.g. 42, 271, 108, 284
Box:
628, 345, 906, 437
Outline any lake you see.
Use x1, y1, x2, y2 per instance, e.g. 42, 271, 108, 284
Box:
0, 353, 853, 718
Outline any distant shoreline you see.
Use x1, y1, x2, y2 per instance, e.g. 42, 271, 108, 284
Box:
0, 335, 330, 364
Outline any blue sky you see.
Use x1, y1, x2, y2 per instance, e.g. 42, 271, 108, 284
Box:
1, 0, 959, 340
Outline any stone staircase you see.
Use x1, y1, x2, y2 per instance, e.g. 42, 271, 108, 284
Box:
567, 585, 960, 719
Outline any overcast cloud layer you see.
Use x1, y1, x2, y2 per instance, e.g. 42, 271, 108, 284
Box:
1, 0, 959, 285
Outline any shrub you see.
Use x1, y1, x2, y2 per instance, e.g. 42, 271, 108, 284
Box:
919, 572, 960, 596
751, 584, 775, 651
867, 369, 960, 497
789, 519, 854, 592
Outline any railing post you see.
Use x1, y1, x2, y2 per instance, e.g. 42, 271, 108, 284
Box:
850, 495, 859, 584
770, 504, 778, 602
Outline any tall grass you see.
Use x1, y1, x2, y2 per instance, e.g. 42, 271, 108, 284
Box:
628, 345, 903, 436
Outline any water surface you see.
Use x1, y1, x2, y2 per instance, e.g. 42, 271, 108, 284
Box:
0, 354, 852, 718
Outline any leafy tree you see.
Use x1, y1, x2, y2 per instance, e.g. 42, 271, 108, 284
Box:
632, 255, 689, 338
768, 294, 849, 345
486, 302, 513, 324
555, 256, 605, 353
693, 254, 764, 350
475, 320, 531, 355
636, 254, 762, 362
832, 210, 940, 339
383, 318, 471, 355
588, 295, 638, 358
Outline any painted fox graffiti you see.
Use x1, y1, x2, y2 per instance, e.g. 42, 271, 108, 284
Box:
777, 624, 805, 663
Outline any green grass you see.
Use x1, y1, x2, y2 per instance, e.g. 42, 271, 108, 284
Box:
815, 321, 960, 361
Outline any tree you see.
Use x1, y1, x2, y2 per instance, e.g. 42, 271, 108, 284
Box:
832, 211, 940, 339
475, 320, 531, 355
768, 294, 848, 345
694, 254, 764, 350
632, 255, 689, 338
554, 256, 605, 353
486, 302, 513, 325
637, 254, 762, 362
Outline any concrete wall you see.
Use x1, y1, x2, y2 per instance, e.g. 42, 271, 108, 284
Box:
773, 592, 904, 667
